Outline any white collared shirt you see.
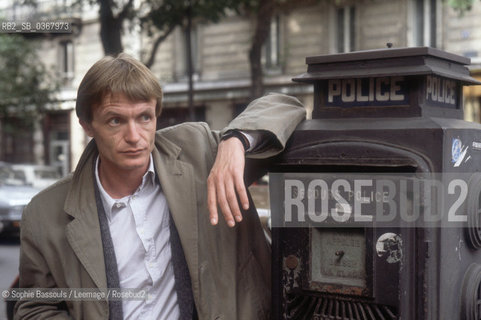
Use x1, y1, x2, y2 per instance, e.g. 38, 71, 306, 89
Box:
95, 155, 179, 320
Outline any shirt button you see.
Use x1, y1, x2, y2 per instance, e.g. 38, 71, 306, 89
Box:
115, 203, 122, 208
132, 195, 136, 200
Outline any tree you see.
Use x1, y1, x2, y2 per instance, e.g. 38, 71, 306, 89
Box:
247, 0, 275, 100
241, 0, 320, 99
0, 34, 58, 127
70, 0, 135, 56
98, 0, 135, 55
139, 0, 243, 120
74, 0, 240, 67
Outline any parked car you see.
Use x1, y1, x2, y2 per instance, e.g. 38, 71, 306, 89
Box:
0, 163, 40, 233
10, 164, 62, 190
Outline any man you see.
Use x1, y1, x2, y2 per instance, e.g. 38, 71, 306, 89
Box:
15, 54, 305, 319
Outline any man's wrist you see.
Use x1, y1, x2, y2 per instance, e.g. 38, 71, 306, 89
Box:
221, 130, 250, 151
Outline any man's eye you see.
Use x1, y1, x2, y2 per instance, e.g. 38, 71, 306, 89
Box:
109, 118, 121, 125
141, 114, 152, 121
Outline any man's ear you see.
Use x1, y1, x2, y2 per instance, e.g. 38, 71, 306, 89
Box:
79, 119, 94, 137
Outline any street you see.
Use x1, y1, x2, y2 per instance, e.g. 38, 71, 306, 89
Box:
0, 235, 20, 320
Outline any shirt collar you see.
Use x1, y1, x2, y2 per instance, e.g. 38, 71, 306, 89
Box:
143, 155, 156, 187
94, 154, 156, 221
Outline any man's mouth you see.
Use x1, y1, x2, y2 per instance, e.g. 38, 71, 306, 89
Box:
121, 149, 144, 155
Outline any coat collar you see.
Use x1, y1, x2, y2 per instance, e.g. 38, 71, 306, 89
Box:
63, 133, 199, 292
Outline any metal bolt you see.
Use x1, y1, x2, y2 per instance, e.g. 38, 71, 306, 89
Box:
285, 255, 299, 270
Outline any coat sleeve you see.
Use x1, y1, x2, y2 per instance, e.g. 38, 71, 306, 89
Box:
14, 205, 73, 320
220, 93, 306, 159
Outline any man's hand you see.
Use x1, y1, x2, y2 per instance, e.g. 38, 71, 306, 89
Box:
207, 137, 249, 227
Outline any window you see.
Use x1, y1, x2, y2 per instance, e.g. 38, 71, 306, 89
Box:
410, 0, 437, 47
337, 6, 356, 53
264, 15, 281, 70
59, 40, 74, 83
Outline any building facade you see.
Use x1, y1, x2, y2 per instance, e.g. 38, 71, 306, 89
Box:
1, 0, 481, 173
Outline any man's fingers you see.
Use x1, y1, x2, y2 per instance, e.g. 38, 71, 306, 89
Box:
207, 176, 219, 225
217, 179, 236, 227
234, 172, 249, 211
225, 180, 242, 223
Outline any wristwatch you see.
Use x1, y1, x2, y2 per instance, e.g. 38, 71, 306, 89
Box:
221, 130, 250, 151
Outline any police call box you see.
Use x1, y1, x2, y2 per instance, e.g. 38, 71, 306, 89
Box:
269, 47, 481, 320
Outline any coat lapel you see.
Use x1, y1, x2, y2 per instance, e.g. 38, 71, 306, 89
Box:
152, 134, 200, 300
64, 140, 108, 290
60, 135, 200, 294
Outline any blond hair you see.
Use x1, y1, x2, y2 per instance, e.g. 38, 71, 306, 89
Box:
76, 53, 163, 123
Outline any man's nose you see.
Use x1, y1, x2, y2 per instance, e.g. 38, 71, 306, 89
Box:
125, 121, 141, 143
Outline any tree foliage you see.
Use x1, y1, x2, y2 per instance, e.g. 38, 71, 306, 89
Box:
239, 0, 321, 99
140, 0, 242, 68
0, 34, 58, 126
71, 0, 243, 67
448, 0, 475, 13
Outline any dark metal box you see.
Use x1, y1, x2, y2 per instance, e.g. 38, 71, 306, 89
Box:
269, 47, 481, 320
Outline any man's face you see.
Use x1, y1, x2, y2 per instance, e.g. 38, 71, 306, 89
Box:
81, 93, 157, 174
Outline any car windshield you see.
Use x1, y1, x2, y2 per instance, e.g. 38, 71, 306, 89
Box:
0, 166, 28, 186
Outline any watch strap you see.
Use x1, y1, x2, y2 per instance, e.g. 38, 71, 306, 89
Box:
221, 130, 250, 151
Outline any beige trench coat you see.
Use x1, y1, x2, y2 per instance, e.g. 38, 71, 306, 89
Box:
15, 93, 306, 320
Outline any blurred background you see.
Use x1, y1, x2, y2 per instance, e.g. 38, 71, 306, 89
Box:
1, 0, 481, 317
